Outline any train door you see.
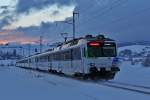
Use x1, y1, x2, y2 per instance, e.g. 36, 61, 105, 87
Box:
35, 57, 38, 69
67, 50, 73, 74
60, 50, 72, 74
48, 54, 52, 70
71, 47, 83, 74
81, 47, 87, 73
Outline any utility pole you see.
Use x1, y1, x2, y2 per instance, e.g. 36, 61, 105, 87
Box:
40, 36, 43, 53
59, 11, 79, 40
72, 11, 79, 39
28, 44, 31, 57
22, 47, 25, 58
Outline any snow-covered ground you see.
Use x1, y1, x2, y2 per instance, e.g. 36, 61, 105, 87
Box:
118, 44, 150, 57
0, 45, 150, 100
0, 61, 150, 100
115, 61, 150, 87
0, 60, 16, 66
118, 45, 150, 53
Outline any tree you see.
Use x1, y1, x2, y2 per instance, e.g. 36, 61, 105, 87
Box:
119, 49, 132, 57
142, 54, 150, 67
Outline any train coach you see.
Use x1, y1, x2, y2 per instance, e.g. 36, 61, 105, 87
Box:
16, 35, 120, 79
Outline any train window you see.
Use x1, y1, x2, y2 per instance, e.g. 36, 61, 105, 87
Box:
72, 48, 81, 60
49, 54, 52, 61
56, 53, 61, 60
53, 53, 56, 60
87, 42, 117, 57
52, 53, 61, 61
87, 41, 103, 57
45, 56, 48, 62
24, 60, 28, 63
31, 59, 34, 63
18, 59, 28, 63
35, 58, 39, 62
59, 53, 64, 60
102, 46, 117, 57
64, 51, 71, 60
49, 49, 81, 61
48, 55, 52, 61
29, 59, 31, 63
39, 56, 47, 62
87, 46, 102, 57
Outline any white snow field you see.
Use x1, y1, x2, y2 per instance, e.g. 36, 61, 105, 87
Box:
118, 45, 149, 53
0, 61, 150, 100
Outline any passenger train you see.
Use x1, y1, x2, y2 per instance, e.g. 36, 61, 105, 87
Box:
16, 35, 120, 79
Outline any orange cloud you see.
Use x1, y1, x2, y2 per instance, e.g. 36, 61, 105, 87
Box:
0, 40, 8, 45
0, 32, 48, 45
0, 37, 38, 45
0, 30, 11, 35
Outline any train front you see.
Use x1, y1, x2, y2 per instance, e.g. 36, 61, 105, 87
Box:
84, 35, 120, 79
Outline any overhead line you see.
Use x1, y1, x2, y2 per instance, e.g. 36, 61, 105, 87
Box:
80, 0, 127, 24
78, 0, 129, 32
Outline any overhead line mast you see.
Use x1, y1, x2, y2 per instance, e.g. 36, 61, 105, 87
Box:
59, 11, 79, 41
40, 36, 43, 53
72, 11, 79, 39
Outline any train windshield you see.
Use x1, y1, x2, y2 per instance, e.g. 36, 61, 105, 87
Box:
102, 43, 116, 57
87, 41, 117, 57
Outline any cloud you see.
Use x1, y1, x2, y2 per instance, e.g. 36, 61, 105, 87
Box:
0, 0, 18, 29
3, 3, 76, 30
0, 31, 48, 44
1, 0, 150, 44
16, 0, 75, 13
0, 0, 18, 14
0, 36, 39, 44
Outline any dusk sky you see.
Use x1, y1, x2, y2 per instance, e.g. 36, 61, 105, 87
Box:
0, 0, 150, 44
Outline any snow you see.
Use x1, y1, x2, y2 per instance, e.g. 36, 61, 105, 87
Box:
0, 60, 16, 66
115, 61, 150, 87
116, 45, 150, 87
0, 62, 150, 100
0, 45, 150, 100
118, 45, 150, 53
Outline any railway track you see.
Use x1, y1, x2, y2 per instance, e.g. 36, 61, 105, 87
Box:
98, 81, 150, 95
107, 81, 150, 90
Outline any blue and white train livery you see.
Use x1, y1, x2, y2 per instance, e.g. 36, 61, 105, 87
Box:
16, 35, 120, 79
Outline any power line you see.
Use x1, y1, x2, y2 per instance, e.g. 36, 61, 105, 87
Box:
107, 6, 150, 25
84, 5, 150, 31
79, 0, 128, 25
78, 0, 129, 32
79, 0, 118, 17
82, 5, 150, 35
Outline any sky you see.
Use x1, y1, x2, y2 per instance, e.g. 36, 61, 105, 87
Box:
0, 0, 150, 44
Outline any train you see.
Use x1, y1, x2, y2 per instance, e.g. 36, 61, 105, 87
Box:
16, 34, 120, 79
